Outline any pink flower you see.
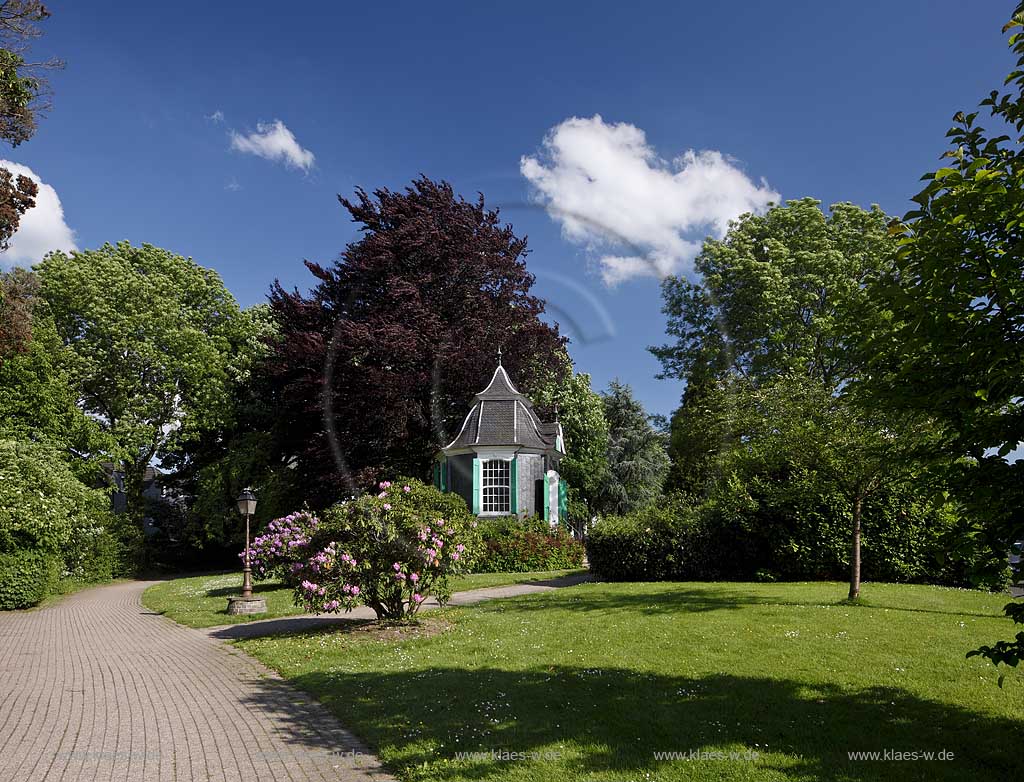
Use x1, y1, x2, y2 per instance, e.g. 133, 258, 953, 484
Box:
351, 586, 360, 596
403, 485, 411, 493
456, 544, 466, 552
412, 593, 424, 603
409, 572, 419, 583
383, 503, 392, 511
393, 562, 402, 571
451, 552, 460, 561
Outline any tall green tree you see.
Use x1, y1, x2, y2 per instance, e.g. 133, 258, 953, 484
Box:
0, 269, 103, 466
864, 2, 1024, 674
595, 381, 669, 515
37, 243, 264, 515
652, 198, 896, 392
533, 352, 610, 517
652, 199, 902, 495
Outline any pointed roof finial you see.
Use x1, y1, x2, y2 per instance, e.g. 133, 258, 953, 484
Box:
497, 345, 503, 367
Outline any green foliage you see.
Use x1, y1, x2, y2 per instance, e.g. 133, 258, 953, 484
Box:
587, 480, 970, 586
0, 438, 112, 554
474, 516, 585, 573
37, 243, 266, 516
0, 549, 58, 609
534, 355, 610, 507
0, 47, 38, 146
594, 380, 669, 514
0, 289, 107, 464
586, 497, 746, 582
861, 2, 1024, 672
652, 198, 896, 390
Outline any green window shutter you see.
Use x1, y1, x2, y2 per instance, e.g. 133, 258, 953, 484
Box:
472, 458, 481, 515
558, 479, 568, 522
433, 462, 439, 489
441, 459, 447, 492
543, 474, 550, 522
510, 457, 518, 515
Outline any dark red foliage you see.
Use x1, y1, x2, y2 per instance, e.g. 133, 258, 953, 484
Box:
264, 177, 567, 507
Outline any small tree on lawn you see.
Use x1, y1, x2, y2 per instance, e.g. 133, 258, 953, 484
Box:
738, 375, 942, 600
248, 478, 480, 620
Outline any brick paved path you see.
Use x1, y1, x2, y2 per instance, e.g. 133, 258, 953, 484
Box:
0, 581, 393, 782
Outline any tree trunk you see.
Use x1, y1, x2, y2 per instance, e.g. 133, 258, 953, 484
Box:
849, 494, 863, 600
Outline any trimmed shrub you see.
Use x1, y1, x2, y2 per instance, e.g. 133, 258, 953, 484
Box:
586, 497, 745, 581
0, 550, 60, 609
588, 480, 973, 586
475, 516, 585, 573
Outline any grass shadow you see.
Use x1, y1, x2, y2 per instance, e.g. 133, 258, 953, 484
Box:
507, 583, 1004, 619
243, 665, 1021, 781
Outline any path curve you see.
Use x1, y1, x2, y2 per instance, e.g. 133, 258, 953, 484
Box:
0, 581, 393, 782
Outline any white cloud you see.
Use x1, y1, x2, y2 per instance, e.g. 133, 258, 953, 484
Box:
0, 160, 76, 268
225, 178, 241, 192
229, 119, 314, 172
206, 109, 225, 123
521, 115, 778, 285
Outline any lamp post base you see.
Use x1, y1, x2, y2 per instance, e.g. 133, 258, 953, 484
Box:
226, 596, 267, 615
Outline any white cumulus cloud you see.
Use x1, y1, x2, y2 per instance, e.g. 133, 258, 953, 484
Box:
0, 160, 76, 268
229, 119, 314, 172
521, 115, 778, 285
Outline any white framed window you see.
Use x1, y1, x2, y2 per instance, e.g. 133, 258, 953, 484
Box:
481, 459, 511, 514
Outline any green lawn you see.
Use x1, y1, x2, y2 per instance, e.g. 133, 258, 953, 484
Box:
141, 569, 585, 628
236, 581, 1023, 782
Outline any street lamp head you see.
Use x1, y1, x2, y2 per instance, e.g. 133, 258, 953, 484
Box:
236, 487, 257, 517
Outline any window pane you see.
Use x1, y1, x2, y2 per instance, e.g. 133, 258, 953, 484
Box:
481, 459, 511, 513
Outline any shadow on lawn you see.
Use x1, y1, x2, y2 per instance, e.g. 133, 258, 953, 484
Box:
241, 664, 1020, 782
508, 584, 1003, 620
205, 581, 286, 598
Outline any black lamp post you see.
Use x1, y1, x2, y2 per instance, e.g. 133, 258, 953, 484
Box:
236, 488, 257, 599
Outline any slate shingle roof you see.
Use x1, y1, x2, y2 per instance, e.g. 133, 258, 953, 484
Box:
443, 365, 563, 452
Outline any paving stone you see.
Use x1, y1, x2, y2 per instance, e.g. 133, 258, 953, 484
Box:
0, 581, 394, 782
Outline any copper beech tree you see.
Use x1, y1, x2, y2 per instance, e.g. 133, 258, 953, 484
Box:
265, 176, 567, 507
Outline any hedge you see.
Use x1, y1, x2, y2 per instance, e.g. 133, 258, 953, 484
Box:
587, 483, 976, 586
0, 550, 60, 610
474, 516, 585, 573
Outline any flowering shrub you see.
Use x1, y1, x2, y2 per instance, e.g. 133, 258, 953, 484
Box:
243, 510, 319, 579
246, 479, 480, 620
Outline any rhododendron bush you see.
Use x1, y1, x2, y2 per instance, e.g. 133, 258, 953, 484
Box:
244, 479, 480, 619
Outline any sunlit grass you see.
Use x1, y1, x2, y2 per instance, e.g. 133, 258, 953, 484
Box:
238, 581, 1022, 782
142, 569, 584, 628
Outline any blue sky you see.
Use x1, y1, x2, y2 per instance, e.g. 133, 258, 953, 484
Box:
0, 1, 1014, 418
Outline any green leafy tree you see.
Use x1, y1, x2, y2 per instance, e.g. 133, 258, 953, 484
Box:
0, 1, 61, 248
736, 376, 943, 599
595, 381, 669, 515
37, 243, 264, 516
533, 352, 610, 517
864, 2, 1024, 674
652, 198, 896, 391
652, 199, 903, 499
0, 269, 105, 470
